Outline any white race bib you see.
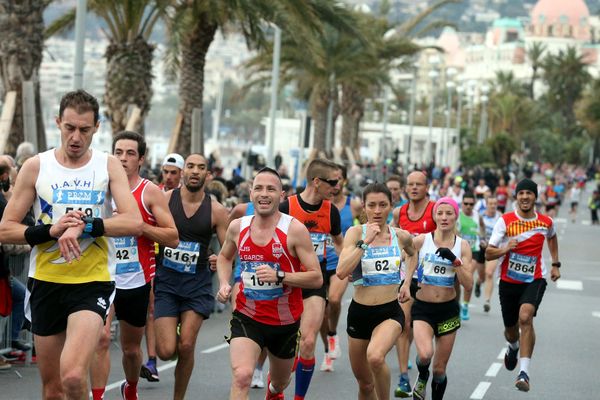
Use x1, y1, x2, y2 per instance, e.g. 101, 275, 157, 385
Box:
241, 261, 284, 300
114, 236, 140, 275
420, 254, 455, 287
361, 245, 402, 286
163, 241, 200, 274
310, 232, 327, 257
507, 253, 536, 283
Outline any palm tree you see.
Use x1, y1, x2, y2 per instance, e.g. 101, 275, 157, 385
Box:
526, 42, 546, 99
165, 0, 359, 156
0, 0, 48, 154
47, 1, 168, 134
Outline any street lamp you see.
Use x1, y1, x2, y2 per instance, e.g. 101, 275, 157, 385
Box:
444, 80, 456, 166
267, 25, 282, 168
455, 85, 465, 168
407, 63, 418, 167
477, 84, 490, 144
466, 80, 476, 131
426, 60, 439, 165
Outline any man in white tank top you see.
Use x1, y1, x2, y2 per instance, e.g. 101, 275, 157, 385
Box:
0, 90, 143, 400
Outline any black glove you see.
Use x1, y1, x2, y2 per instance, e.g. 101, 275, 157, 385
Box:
435, 247, 457, 262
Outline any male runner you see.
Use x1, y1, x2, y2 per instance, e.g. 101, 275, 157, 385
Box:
458, 192, 485, 321
480, 196, 502, 312
385, 175, 407, 224
153, 153, 229, 400
141, 152, 185, 382
320, 164, 357, 371
0, 90, 143, 399
90, 131, 179, 400
391, 170, 436, 398
280, 158, 343, 399
216, 167, 323, 400
486, 178, 561, 392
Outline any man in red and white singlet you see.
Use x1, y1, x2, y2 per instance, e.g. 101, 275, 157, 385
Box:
217, 167, 322, 400
486, 178, 560, 393
391, 170, 437, 397
90, 131, 179, 400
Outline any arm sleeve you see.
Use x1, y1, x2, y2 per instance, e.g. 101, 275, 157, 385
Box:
488, 218, 507, 247
330, 204, 341, 236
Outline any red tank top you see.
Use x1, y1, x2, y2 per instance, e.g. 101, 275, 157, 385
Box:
398, 201, 436, 235
288, 195, 331, 260
114, 178, 157, 289
236, 214, 303, 325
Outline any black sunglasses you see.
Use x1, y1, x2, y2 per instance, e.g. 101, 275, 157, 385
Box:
463, 202, 475, 206
318, 177, 339, 187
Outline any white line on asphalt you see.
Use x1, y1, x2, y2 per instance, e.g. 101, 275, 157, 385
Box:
103, 342, 230, 393
497, 348, 506, 360
582, 220, 591, 226
554, 218, 567, 223
592, 311, 600, 319
485, 363, 502, 377
470, 382, 491, 399
556, 280, 583, 291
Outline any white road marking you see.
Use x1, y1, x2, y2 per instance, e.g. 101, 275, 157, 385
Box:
592, 311, 600, 319
470, 382, 492, 399
556, 280, 583, 291
485, 362, 503, 377
554, 218, 567, 224
497, 348, 506, 360
103, 342, 229, 393
582, 220, 591, 226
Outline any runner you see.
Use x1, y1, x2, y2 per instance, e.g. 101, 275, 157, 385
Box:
391, 171, 437, 398
480, 196, 502, 313
385, 175, 408, 224
279, 158, 343, 400
541, 178, 559, 218
216, 167, 323, 400
457, 192, 485, 321
400, 197, 473, 400
485, 178, 561, 392
320, 164, 357, 371
159, 153, 184, 191
0, 90, 143, 399
337, 182, 415, 400
90, 131, 180, 400
495, 178, 510, 213
153, 153, 229, 400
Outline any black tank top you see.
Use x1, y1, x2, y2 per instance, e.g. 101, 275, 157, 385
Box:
155, 189, 213, 296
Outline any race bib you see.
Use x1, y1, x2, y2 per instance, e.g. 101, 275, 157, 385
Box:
52, 189, 105, 222
241, 261, 284, 300
361, 246, 402, 286
507, 253, 536, 283
420, 253, 455, 287
310, 232, 327, 258
114, 236, 140, 275
163, 241, 200, 274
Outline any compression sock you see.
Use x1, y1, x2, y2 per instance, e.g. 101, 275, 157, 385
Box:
91, 388, 105, 400
431, 375, 448, 400
125, 380, 138, 400
294, 356, 315, 399
416, 357, 431, 382
519, 357, 530, 374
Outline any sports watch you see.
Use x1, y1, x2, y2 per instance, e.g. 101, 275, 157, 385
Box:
276, 270, 286, 284
355, 240, 369, 251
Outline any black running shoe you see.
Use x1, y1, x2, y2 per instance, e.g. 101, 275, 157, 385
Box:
474, 282, 481, 298
504, 346, 518, 371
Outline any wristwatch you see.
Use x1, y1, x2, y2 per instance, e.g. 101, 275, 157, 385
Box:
551, 261, 561, 268
276, 270, 286, 284
355, 240, 369, 251
81, 216, 94, 234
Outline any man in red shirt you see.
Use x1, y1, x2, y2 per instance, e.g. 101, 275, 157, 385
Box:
216, 167, 322, 400
486, 178, 561, 393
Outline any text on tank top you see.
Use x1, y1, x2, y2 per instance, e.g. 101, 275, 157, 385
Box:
418, 233, 463, 287
352, 225, 403, 286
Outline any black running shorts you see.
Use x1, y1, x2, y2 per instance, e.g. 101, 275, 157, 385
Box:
114, 282, 151, 327
346, 299, 405, 340
499, 278, 547, 328
411, 298, 461, 337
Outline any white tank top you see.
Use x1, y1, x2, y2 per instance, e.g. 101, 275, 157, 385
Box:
418, 233, 463, 287
30, 149, 115, 283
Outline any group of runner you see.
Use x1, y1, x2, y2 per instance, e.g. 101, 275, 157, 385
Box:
0, 90, 563, 400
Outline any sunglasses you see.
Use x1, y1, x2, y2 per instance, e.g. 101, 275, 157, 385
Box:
463, 202, 475, 206
318, 177, 339, 187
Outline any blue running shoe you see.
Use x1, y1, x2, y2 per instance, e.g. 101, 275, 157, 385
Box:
394, 375, 412, 398
140, 359, 159, 382
461, 303, 470, 321
515, 371, 530, 392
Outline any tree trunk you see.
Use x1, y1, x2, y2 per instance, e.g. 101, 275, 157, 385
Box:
310, 89, 329, 152
175, 14, 217, 157
0, 0, 46, 154
104, 36, 155, 135
340, 84, 364, 154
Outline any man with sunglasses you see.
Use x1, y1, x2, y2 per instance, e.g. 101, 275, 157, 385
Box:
279, 158, 343, 400
457, 192, 485, 321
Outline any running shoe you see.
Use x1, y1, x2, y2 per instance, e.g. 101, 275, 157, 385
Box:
0, 357, 11, 370
474, 282, 481, 298
251, 368, 265, 388
11, 340, 32, 352
328, 334, 341, 359
320, 353, 334, 372
120, 381, 138, 400
483, 301, 491, 313
504, 346, 518, 371
515, 371, 530, 392
394, 375, 412, 398
412, 378, 427, 400
140, 359, 160, 382
265, 390, 284, 400
461, 303, 470, 321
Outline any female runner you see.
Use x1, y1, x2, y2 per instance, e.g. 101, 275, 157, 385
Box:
337, 183, 416, 400
399, 197, 473, 400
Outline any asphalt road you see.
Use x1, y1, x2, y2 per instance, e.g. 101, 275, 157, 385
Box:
2, 184, 599, 400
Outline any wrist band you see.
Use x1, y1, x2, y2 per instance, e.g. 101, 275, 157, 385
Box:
24, 224, 54, 246
82, 217, 105, 238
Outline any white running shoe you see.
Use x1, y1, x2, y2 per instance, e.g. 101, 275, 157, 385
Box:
320, 353, 334, 372
328, 335, 341, 359
251, 368, 264, 388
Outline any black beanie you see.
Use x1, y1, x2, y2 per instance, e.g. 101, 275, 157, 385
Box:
515, 178, 538, 198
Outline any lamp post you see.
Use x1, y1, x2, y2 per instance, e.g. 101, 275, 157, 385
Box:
267, 25, 282, 168
407, 63, 418, 167
426, 67, 439, 165
466, 80, 476, 131
444, 80, 456, 167
455, 85, 464, 168
477, 84, 490, 144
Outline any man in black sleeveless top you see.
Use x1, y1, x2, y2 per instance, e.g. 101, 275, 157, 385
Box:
153, 153, 229, 400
